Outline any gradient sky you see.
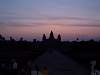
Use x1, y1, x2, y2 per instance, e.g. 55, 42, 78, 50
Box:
0, 0, 100, 41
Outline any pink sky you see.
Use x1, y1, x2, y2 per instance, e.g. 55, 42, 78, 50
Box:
1, 24, 100, 41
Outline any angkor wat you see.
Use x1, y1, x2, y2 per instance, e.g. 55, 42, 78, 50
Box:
0, 31, 99, 75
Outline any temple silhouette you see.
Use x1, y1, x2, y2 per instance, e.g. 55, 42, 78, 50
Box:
42, 30, 61, 42
0, 31, 99, 75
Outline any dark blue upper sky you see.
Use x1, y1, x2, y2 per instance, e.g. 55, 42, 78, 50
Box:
0, 0, 100, 24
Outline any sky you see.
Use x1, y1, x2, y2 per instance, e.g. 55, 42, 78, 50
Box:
0, 0, 100, 41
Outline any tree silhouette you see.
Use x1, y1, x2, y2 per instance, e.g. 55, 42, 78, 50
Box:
0, 34, 5, 41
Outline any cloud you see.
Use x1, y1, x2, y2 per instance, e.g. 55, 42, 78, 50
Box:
62, 24, 100, 27
0, 22, 48, 27
1, 11, 100, 22
0, 21, 100, 28
42, 16, 100, 22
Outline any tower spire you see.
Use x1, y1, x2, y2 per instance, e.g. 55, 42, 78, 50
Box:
42, 34, 46, 41
49, 30, 55, 40
57, 34, 61, 41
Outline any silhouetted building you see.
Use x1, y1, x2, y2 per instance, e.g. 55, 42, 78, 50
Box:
57, 34, 61, 41
19, 37, 24, 41
49, 30, 55, 40
43, 30, 61, 43
42, 34, 46, 41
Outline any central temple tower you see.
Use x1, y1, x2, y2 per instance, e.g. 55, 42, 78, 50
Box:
49, 30, 55, 40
